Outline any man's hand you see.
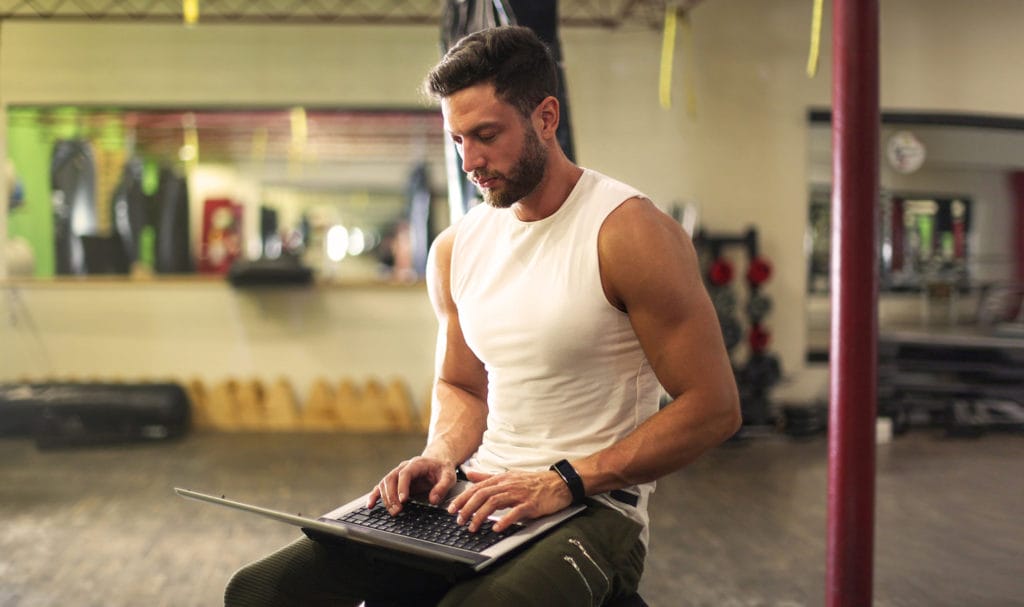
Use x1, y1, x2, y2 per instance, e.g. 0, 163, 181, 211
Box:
446, 469, 574, 533
367, 456, 458, 515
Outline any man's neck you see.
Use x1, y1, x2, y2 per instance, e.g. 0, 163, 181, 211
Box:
512, 156, 584, 222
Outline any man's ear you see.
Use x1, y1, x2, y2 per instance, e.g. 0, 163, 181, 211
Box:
533, 96, 560, 140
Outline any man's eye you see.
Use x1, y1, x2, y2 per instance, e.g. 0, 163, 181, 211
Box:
478, 133, 496, 143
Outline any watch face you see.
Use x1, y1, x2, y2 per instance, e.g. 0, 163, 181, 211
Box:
886, 130, 926, 174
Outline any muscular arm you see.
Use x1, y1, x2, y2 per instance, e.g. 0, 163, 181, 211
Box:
369, 224, 489, 510
448, 197, 740, 532
574, 197, 742, 493
422, 224, 489, 470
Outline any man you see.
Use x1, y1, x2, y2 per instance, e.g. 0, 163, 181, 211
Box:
225, 25, 739, 606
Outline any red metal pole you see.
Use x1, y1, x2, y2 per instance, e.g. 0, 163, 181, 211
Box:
1010, 172, 1024, 285
828, 0, 879, 605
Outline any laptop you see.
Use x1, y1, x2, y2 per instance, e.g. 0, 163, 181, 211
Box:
175, 481, 586, 578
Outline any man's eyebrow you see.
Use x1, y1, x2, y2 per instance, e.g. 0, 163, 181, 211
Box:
447, 121, 503, 138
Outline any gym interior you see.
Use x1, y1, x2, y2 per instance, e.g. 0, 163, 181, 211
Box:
1, 1, 1021, 605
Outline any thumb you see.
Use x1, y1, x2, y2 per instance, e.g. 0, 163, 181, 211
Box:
428, 466, 457, 504
463, 469, 494, 483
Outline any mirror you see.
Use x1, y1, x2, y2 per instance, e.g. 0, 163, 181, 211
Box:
5, 106, 449, 282
805, 110, 1024, 358
807, 187, 972, 294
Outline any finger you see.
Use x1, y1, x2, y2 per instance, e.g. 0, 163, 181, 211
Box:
455, 482, 501, 527
428, 466, 457, 505
446, 480, 470, 513
447, 478, 484, 514
493, 504, 530, 533
366, 485, 381, 508
447, 470, 498, 513
467, 495, 504, 533
395, 460, 420, 504
388, 460, 417, 511
381, 472, 404, 514
463, 469, 493, 483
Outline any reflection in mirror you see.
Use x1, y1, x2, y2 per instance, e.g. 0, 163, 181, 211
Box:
5, 107, 448, 283
805, 111, 1024, 359
806, 111, 1023, 293
807, 187, 972, 293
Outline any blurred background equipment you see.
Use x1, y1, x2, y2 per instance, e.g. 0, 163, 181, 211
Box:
0, 381, 191, 449
110, 157, 152, 271
695, 227, 782, 434
5, 158, 35, 276
154, 168, 195, 274
51, 139, 97, 275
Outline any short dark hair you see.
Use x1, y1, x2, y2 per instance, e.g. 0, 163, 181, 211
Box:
424, 25, 559, 119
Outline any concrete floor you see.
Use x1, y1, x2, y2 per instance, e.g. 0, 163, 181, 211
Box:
0, 430, 1021, 606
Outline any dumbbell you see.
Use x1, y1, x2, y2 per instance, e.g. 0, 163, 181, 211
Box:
711, 287, 738, 317
708, 257, 734, 286
741, 352, 781, 388
748, 323, 770, 353
719, 316, 743, 351
746, 256, 772, 286
740, 394, 771, 426
746, 293, 773, 323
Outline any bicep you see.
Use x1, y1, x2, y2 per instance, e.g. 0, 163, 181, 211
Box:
426, 226, 488, 399
600, 201, 734, 400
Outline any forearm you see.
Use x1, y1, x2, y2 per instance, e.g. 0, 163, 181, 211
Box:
421, 378, 488, 468
573, 388, 741, 495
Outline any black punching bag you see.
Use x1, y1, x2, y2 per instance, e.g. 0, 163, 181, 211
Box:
506, 1, 576, 163
51, 139, 97, 275
153, 168, 194, 274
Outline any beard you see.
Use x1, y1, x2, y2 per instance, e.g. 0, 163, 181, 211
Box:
472, 126, 548, 209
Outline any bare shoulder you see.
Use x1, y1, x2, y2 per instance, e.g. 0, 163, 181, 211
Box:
598, 197, 700, 311
426, 222, 462, 316
600, 197, 690, 251
429, 222, 460, 264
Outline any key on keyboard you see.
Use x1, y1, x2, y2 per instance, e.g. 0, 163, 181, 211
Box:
338, 501, 524, 553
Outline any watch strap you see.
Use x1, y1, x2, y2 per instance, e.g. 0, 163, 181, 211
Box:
550, 459, 586, 505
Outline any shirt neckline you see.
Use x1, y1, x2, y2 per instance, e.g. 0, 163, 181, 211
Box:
509, 168, 591, 228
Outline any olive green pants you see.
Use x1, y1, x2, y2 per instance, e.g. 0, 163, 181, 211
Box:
224, 501, 645, 607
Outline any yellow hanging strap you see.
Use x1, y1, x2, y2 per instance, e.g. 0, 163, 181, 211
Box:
181, 113, 199, 170
659, 5, 678, 110
806, 0, 824, 77
660, 5, 697, 118
183, 0, 199, 26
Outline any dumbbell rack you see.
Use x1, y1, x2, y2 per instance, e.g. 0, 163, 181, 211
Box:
693, 228, 781, 434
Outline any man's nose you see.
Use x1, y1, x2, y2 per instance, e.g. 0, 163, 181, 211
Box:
460, 140, 485, 173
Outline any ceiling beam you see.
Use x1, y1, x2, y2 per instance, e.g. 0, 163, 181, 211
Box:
0, 0, 706, 29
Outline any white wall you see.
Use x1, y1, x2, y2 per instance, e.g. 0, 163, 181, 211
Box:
2, 0, 1023, 403
0, 281, 437, 405
0, 23, 439, 107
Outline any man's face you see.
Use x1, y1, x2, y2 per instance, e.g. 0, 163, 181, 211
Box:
441, 83, 548, 208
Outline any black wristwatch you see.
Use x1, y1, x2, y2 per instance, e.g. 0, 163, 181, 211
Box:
550, 459, 586, 505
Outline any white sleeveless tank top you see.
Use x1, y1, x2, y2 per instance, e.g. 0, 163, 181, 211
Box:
450, 168, 661, 543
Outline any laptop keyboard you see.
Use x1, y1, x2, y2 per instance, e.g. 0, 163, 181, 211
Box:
338, 501, 524, 553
